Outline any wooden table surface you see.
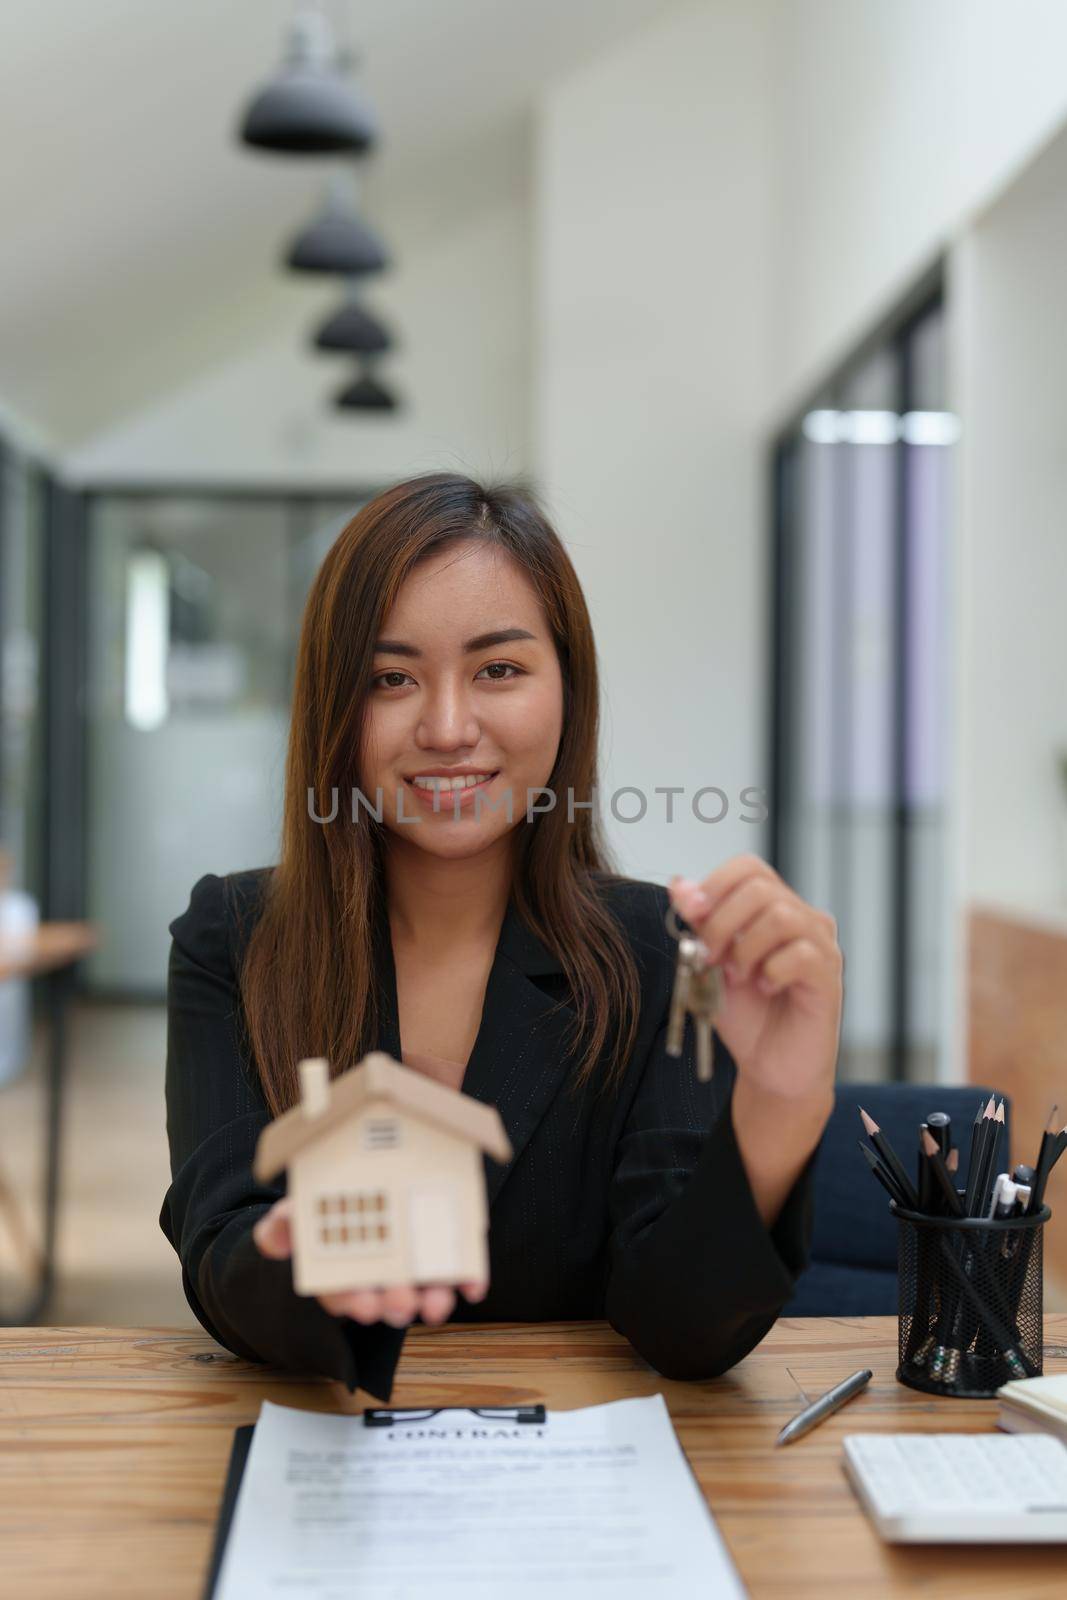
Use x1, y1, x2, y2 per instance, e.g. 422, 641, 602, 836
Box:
2, 1316, 1066, 1598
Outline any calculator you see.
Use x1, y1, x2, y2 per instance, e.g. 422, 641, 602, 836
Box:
843, 1433, 1067, 1542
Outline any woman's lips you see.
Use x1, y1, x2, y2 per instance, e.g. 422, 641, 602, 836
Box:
402, 772, 501, 811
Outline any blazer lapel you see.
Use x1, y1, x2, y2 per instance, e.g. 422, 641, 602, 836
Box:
374, 898, 579, 1207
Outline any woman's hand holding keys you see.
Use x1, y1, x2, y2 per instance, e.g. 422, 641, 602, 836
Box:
668, 853, 842, 1102
252, 1197, 488, 1327
668, 854, 842, 1225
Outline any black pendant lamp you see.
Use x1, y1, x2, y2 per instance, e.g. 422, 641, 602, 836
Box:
239, 8, 378, 155
313, 285, 393, 355
334, 363, 399, 412
286, 177, 389, 275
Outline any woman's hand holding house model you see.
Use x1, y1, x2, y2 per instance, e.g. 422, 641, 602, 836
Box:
253, 1197, 488, 1328
251, 1053, 509, 1329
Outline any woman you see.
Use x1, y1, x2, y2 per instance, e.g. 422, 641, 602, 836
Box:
161, 472, 841, 1403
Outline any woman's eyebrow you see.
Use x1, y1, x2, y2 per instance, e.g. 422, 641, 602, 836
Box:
373, 627, 537, 658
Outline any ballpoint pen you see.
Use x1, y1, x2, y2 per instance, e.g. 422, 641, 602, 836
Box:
775, 1368, 873, 1446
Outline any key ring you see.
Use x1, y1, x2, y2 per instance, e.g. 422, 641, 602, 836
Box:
667, 902, 734, 951
666, 902, 718, 967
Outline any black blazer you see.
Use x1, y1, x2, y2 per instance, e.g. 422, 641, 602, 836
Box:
161, 868, 815, 1402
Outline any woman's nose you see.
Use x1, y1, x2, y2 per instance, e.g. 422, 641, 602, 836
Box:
414, 682, 480, 750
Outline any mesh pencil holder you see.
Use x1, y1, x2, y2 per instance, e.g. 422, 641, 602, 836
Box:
891, 1201, 1050, 1399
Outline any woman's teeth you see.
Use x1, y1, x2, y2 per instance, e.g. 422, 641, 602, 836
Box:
410, 773, 494, 792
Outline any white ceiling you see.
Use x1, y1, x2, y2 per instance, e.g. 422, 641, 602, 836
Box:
0, 0, 674, 448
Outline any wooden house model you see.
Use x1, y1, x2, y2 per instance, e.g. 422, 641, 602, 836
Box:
253, 1052, 512, 1296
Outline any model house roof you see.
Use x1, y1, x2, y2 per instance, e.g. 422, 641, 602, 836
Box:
254, 1051, 513, 1181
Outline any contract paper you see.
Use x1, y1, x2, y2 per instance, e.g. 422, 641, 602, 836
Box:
213, 1393, 746, 1599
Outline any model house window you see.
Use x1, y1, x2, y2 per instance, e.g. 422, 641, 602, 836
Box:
363, 1117, 400, 1150
316, 1190, 390, 1247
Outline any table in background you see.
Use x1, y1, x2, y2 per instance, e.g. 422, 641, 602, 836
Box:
0, 922, 98, 1323
2, 1316, 1066, 1598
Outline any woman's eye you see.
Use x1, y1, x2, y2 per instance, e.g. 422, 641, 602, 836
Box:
373, 663, 522, 690
475, 662, 523, 682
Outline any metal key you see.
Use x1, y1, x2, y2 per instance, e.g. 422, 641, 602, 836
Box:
687, 960, 723, 1082
665, 904, 723, 1081
665, 934, 703, 1057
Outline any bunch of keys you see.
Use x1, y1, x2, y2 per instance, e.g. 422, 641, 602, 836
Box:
665, 905, 723, 1082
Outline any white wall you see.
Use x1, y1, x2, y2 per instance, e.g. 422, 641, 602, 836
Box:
534, 0, 774, 885
951, 128, 1067, 914
66, 187, 533, 487
768, 0, 1067, 419
532, 0, 1067, 1087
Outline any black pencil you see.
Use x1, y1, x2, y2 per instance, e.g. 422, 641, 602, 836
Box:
979, 1100, 1004, 1209
921, 1129, 964, 1217
964, 1095, 997, 1216
952, 1096, 995, 1362
858, 1140, 909, 1207
963, 1096, 987, 1213
1027, 1105, 1063, 1213
918, 1124, 935, 1212
859, 1107, 919, 1210
859, 1138, 941, 1366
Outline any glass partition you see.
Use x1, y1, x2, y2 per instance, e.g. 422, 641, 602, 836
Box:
84, 491, 372, 994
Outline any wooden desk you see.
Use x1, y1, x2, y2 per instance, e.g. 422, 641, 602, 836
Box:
0, 922, 98, 1323
2, 1316, 1065, 1598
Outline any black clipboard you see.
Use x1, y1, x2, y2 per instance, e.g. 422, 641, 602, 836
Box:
201, 1407, 545, 1597
363, 1403, 546, 1427
201, 1424, 255, 1600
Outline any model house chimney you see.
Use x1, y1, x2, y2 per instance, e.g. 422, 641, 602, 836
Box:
298, 1057, 330, 1118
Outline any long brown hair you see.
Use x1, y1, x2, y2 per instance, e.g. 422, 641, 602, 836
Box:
238, 472, 640, 1116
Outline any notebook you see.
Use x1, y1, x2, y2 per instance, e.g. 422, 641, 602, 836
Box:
998, 1373, 1067, 1443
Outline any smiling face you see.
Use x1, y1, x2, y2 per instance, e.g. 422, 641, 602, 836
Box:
359, 538, 565, 861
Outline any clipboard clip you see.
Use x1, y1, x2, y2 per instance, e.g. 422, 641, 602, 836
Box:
363, 1404, 546, 1428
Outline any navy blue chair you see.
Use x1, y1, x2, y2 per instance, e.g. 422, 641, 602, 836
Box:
783, 1084, 1007, 1316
